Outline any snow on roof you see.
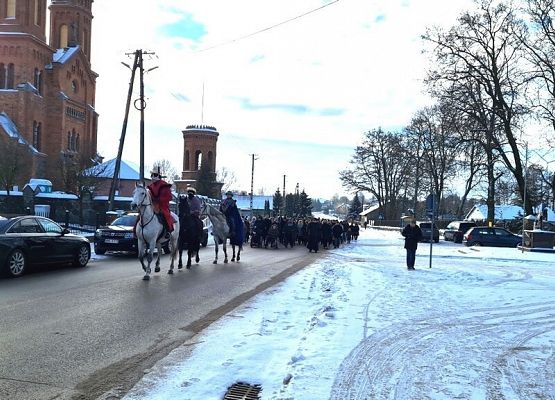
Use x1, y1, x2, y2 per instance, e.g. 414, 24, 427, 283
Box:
0, 112, 41, 155
0, 191, 23, 196
83, 158, 141, 180
465, 204, 524, 221
223, 195, 273, 210
359, 203, 380, 216
36, 191, 78, 200
93, 195, 133, 202
53, 46, 80, 64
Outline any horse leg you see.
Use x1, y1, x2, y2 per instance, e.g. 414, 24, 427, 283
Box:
223, 240, 228, 264
195, 247, 200, 263
178, 247, 183, 269
168, 237, 177, 274
155, 242, 162, 273
231, 245, 236, 262
143, 248, 153, 281
213, 237, 219, 264
237, 247, 241, 262
187, 249, 192, 269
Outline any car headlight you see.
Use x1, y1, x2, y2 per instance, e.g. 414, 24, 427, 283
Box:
124, 232, 134, 239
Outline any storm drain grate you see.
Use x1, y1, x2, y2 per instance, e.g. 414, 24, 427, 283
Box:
222, 382, 262, 400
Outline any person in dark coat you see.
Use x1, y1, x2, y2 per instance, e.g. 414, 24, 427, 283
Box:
306, 218, 322, 253
401, 217, 423, 270
321, 220, 332, 249
332, 221, 343, 248
351, 223, 360, 240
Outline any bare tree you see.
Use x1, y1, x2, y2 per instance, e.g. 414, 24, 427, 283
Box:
424, 0, 532, 215
340, 128, 410, 219
216, 167, 237, 193
0, 137, 22, 195
150, 159, 178, 183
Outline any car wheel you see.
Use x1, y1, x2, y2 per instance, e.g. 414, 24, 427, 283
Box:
6, 249, 26, 277
74, 245, 90, 267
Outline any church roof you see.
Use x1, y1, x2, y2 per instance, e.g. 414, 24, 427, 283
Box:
52, 46, 80, 64
0, 112, 41, 155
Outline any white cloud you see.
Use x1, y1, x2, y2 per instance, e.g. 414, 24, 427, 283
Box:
89, 0, 475, 198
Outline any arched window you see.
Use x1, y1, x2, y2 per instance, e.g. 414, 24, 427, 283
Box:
60, 24, 68, 48
7, 0, 16, 18
37, 69, 42, 95
32, 121, 41, 151
76, 134, 80, 152
34, 0, 39, 25
67, 132, 71, 150
7, 63, 14, 89
0, 64, 5, 89
33, 68, 39, 89
184, 150, 190, 170
195, 150, 202, 170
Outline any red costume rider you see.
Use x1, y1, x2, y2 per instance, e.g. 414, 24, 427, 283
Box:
147, 168, 174, 235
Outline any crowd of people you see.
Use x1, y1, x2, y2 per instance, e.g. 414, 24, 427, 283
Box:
244, 216, 360, 253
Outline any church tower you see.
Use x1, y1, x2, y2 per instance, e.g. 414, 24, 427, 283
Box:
174, 124, 223, 198
49, 0, 93, 62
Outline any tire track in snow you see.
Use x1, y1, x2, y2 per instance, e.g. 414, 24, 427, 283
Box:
330, 302, 555, 400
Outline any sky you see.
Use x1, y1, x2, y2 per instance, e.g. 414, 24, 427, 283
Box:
121, 228, 555, 399
86, 0, 478, 199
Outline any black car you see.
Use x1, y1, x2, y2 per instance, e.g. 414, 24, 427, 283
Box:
419, 222, 440, 243
443, 221, 477, 243
94, 214, 209, 255
94, 213, 139, 255
0, 216, 91, 277
463, 227, 522, 247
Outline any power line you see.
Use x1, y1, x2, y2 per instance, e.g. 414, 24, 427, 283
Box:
196, 0, 340, 53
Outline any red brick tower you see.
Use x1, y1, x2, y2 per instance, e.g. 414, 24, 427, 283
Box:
174, 124, 223, 198
0, 0, 98, 191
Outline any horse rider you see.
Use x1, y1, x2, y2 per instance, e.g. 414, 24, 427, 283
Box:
147, 167, 174, 239
186, 187, 202, 220
220, 190, 237, 237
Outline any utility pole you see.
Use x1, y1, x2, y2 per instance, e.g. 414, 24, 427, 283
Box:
108, 51, 139, 211
250, 154, 259, 214
282, 175, 286, 216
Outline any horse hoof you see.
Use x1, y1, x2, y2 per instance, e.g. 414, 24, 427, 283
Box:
213, 260, 217, 264
168, 269, 173, 275
224, 259, 228, 264
143, 275, 150, 281
178, 265, 183, 270
237, 256, 240, 261
186, 265, 191, 269
155, 266, 160, 273
231, 258, 235, 262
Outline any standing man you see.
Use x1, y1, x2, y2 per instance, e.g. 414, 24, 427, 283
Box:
147, 167, 174, 238
401, 217, 422, 270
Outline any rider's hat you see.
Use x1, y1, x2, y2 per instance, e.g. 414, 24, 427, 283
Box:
149, 166, 165, 177
225, 190, 233, 196
187, 187, 197, 194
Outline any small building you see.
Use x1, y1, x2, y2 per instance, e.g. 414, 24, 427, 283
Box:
82, 158, 141, 197
465, 204, 524, 223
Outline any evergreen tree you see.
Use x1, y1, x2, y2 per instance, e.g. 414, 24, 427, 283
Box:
299, 190, 312, 217
264, 199, 270, 215
312, 198, 322, 212
349, 193, 363, 219
195, 161, 213, 196
272, 189, 283, 216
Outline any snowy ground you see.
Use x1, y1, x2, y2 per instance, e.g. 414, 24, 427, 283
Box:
123, 228, 555, 400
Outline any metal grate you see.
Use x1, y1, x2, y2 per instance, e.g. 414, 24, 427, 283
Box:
223, 382, 262, 400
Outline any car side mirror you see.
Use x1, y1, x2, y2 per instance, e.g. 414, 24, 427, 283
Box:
62, 228, 70, 235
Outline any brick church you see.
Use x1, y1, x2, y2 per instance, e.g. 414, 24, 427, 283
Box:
0, 0, 99, 191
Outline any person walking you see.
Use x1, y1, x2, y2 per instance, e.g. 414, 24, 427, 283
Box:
401, 217, 422, 270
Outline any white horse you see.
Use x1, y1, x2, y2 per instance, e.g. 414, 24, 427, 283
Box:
131, 183, 180, 280
202, 203, 242, 264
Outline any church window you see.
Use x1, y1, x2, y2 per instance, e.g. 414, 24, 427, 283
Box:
76, 134, 80, 152
67, 132, 71, 150
7, 0, 16, 18
60, 24, 68, 48
32, 121, 41, 151
6, 63, 14, 89
33, 68, 39, 89
34, 0, 39, 25
0, 63, 5, 89
71, 79, 78, 93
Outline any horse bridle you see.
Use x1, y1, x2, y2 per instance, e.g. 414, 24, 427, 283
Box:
136, 187, 155, 228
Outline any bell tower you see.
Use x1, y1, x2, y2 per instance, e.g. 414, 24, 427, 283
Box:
174, 124, 223, 198
49, 0, 93, 61
0, 0, 48, 41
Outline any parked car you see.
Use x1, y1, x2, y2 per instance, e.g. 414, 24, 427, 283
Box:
94, 213, 209, 255
444, 221, 477, 243
0, 216, 90, 277
463, 227, 522, 247
94, 213, 138, 255
419, 222, 440, 243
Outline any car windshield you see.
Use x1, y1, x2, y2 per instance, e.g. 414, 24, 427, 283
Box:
112, 215, 137, 226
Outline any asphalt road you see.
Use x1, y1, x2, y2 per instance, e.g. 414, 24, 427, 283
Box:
0, 243, 320, 400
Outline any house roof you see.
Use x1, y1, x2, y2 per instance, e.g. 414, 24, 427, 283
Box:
223, 195, 273, 210
83, 158, 140, 180
465, 204, 524, 221
359, 204, 380, 216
